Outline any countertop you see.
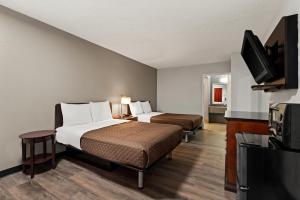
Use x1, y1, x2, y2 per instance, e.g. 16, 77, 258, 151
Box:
224, 111, 269, 121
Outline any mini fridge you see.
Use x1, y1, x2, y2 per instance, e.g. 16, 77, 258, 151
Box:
236, 133, 300, 200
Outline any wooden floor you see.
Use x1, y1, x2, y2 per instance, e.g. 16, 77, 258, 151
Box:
0, 123, 235, 200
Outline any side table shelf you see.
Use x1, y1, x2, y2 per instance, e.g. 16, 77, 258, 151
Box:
19, 130, 56, 178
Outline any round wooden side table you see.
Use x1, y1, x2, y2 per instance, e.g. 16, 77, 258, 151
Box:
19, 130, 56, 178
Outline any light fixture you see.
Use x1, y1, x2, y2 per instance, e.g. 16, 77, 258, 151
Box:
121, 96, 131, 105
220, 77, 228, 84
120, 96, 131, 118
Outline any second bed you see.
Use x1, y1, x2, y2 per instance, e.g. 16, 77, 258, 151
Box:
129, 101, 203, 142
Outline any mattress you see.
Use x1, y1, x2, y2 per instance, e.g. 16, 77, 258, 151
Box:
80, 121, 182, 169
136, 112, 163, 123
150, 113, 202, 131
56, 119, 128, 149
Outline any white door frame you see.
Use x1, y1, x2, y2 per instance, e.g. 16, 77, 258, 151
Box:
201, 73, 231, 123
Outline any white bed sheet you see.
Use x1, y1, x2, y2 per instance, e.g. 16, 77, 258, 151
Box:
56, 119, 128, 149
136, 112, 163, 123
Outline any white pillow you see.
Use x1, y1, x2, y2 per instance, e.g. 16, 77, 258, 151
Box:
90, 101, 112, 122
129, 101, 144, 116
61, 103, 92, 126
141, 101, 152, 113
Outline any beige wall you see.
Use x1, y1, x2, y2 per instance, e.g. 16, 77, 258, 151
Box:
157, 61, 231, 115
0, 6, 157, 171
230, 53, 270, 112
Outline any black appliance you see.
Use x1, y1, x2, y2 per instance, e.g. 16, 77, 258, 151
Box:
241, 30, 277, 84
236, 133, 300, 200
236, 103, 300, 200
269, 103, 300, 150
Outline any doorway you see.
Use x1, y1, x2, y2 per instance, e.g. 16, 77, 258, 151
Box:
202, 73, 231, 125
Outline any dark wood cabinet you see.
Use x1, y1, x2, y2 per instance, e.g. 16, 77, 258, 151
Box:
224, 111, 269, 192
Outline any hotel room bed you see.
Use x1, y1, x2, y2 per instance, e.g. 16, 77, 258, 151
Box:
80, 121, 181, 169
150, 113, 201, 131
129, 101, 203, 142
55, 103, 182, 188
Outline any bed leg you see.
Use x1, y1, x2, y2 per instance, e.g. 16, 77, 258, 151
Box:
167, 152, 172, 160
138, 170, 144, 189
199, 122, 204, 129
184, 132, 189, 143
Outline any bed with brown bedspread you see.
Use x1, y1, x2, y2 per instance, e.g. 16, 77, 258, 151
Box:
80, 121, 182, 169
150, 113, 202, 131
55, 103, 182, 189
128, 102, 203, 142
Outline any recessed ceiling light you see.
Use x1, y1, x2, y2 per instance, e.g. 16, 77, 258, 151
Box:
220, 77, 228, 84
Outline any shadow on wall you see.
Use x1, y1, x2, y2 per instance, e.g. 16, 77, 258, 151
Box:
270, 89, 298, 103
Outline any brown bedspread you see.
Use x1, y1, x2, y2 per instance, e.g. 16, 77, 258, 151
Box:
80, 121, 182, 169
150, 113, 202, 131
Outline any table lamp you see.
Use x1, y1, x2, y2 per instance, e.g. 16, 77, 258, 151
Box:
121, 96, 131, 118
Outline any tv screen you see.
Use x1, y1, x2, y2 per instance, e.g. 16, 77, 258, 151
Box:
241, 30, 277, 84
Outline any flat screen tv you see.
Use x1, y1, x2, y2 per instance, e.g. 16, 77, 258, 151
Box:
241, 30, 277, 84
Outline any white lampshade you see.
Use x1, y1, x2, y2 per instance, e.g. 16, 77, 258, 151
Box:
121, 96, 131, 104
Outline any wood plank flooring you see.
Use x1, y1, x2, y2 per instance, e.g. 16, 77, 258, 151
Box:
0, 123, 235, 200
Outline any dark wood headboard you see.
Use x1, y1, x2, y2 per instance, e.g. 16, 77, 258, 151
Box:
126, 100, 150, 115
55, 102, 112, 129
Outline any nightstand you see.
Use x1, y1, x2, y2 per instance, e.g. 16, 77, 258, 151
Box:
112, 114, 138, 121
19, 130, 56, 178
122, 115, 138, 121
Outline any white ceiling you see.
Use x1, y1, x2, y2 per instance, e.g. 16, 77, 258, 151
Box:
0, 0, 282, 69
